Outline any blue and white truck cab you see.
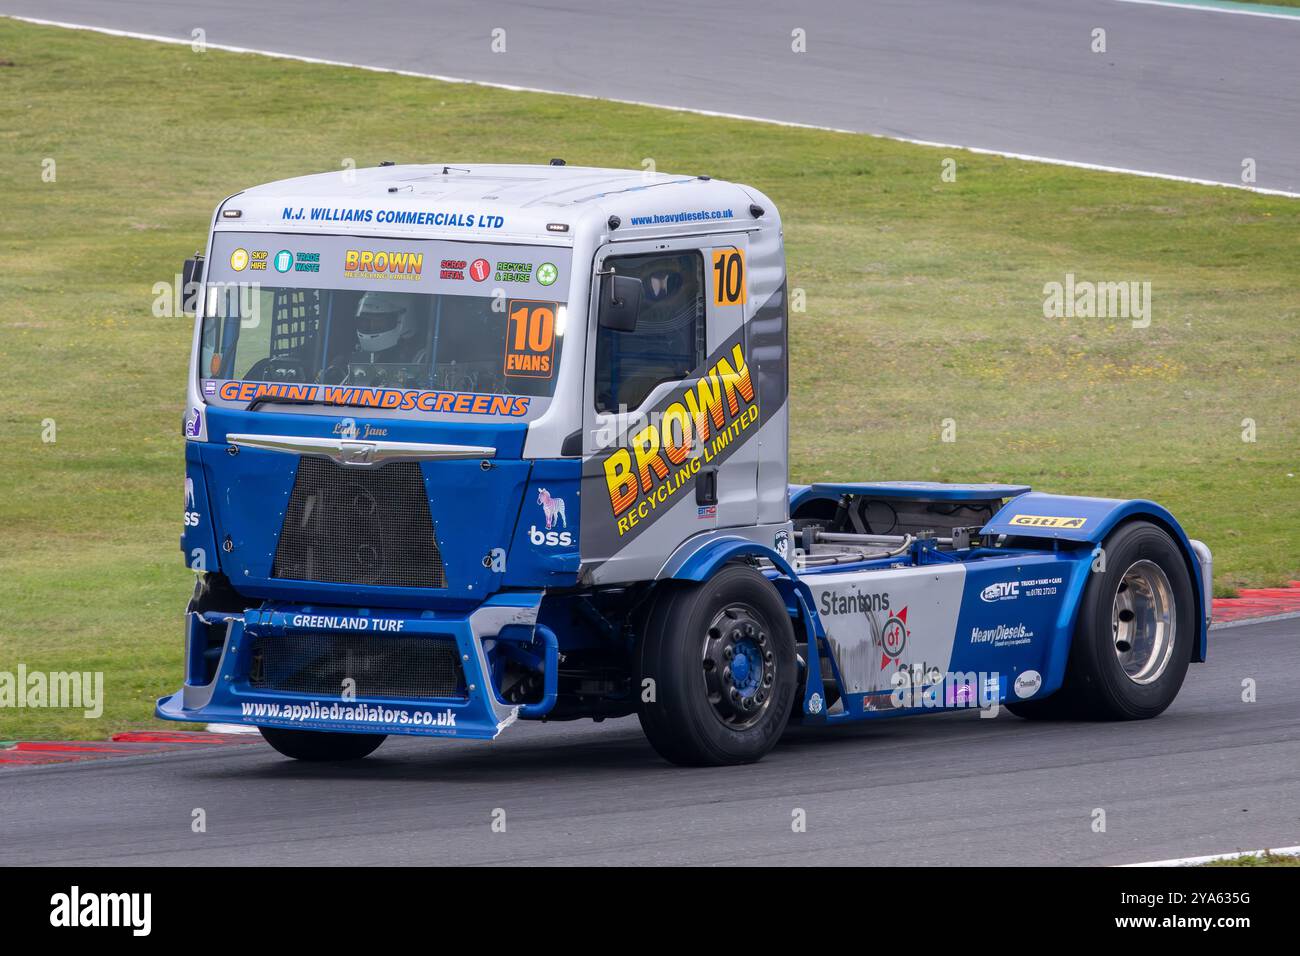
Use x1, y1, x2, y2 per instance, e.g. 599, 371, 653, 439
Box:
160, 163, 1212, 765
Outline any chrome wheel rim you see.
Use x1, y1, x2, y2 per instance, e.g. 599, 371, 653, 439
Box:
1112, 560, 1176, 685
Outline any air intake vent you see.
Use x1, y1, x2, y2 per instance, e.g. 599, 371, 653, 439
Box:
249, 632, 465, 699
272, 457, 446, 588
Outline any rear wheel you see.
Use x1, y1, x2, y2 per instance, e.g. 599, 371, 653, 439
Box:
258, 727, 387, 761
1009, 520, 1194, 721
637, 565, 797, 766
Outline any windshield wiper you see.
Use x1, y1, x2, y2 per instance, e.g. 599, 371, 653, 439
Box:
246, 395, 348, 412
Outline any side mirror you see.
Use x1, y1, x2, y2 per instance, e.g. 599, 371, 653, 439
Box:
598, 273, 642, 332
181, 254, 205, 317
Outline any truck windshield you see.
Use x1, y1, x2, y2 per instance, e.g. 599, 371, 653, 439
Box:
199, 233, 570, 415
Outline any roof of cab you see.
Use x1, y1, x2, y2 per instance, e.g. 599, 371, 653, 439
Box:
218, 163, 767, 242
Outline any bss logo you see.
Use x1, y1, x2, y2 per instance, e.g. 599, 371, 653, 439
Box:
184, 511, 201, 527
529, 525, 572, 547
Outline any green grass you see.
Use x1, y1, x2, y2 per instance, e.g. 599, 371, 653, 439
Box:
1, 20, 1297, 739
1203, 851, 1300, 866
1228, 0, 1300, 9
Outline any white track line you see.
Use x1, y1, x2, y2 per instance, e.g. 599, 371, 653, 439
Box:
205, 723, 260, 735
1113, 0, 1300, 21
7, 13, 1299, 200
1212, 609, 1300, 630
1122, 844, 1300, 866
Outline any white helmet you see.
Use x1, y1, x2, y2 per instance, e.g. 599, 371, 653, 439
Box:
355, 292, 413, 353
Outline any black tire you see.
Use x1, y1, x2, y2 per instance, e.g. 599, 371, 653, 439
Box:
637, 564, 798, 766
258, 727, 387, 761
1008, 520, 1194, 721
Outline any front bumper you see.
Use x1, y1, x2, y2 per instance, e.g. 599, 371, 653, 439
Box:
157, 592, 545, 740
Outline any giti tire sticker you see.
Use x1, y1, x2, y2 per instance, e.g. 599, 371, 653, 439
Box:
581, 331, 763, 553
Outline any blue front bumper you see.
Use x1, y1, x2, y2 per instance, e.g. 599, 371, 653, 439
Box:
157, 592, 546, 740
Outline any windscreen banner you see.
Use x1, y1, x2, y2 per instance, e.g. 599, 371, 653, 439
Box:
199, 232, 572, 420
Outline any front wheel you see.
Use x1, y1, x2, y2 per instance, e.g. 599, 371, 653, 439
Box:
637, 564, 798, 766
1009, 520, 1195, 721
259, 727, 387, 761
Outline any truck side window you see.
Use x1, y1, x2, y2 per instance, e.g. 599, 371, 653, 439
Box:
595, 252, 706, 413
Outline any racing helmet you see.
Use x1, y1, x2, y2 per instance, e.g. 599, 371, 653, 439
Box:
355, 291, 413, 353
632, 256, 697, 334
641, 257, 687, 303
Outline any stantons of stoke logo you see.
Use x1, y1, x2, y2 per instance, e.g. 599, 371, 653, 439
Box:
878, 607, 910, 671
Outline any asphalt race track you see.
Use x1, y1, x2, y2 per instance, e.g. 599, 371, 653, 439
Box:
2, 617, 1295, 867
4, 0, 1299, 193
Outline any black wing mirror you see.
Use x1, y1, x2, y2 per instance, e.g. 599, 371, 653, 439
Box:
598, 273, 642, 332
181, 254, 205, 317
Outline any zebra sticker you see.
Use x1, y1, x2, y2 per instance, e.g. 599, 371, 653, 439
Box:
531, 488, 572, 547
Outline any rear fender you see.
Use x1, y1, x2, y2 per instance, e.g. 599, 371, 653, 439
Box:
983, 493, 1210, 661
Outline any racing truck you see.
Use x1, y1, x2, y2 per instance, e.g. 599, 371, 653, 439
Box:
160, 162, 1213, 766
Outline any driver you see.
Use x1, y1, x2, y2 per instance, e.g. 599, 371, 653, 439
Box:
636, 256, 697, 334
595, 255, 700, 410
352, 291, 422, 363
323, 291, 427, 384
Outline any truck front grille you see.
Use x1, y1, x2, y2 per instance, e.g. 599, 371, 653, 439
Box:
248, 632, 465, 700
271, 457, 446, 589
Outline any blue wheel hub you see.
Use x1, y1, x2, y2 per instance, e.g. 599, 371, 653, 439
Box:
730, 640, 761, 697
702, 605, 778, 728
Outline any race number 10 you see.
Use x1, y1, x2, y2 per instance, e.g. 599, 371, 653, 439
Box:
711, 248, 747, 306
504, 300, 557, 379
